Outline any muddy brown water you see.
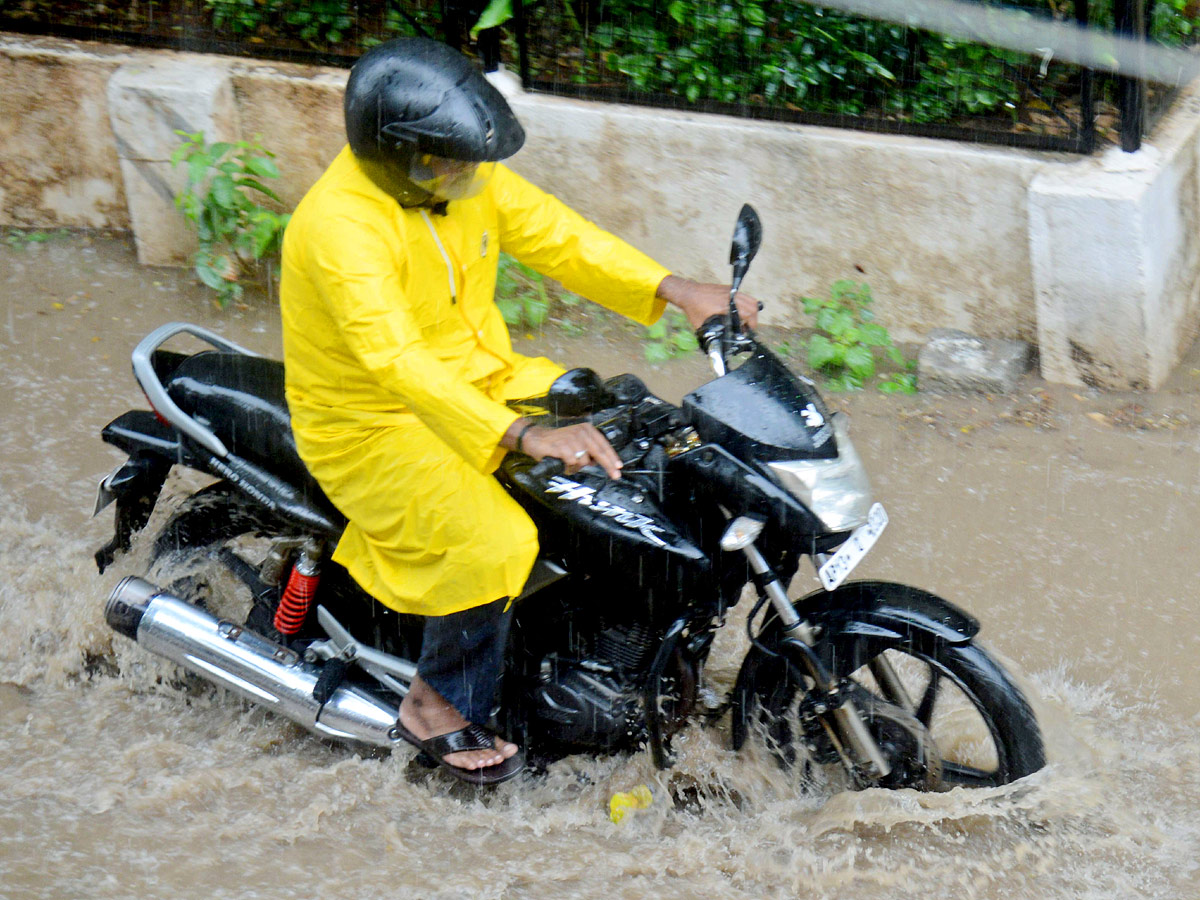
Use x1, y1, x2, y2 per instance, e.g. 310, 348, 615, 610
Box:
2, 232, 1199, 899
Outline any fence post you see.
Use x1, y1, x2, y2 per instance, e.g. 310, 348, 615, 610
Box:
1114, 0, 1147, 151
513, 0, 530, 87
1075, 0, 1096, 152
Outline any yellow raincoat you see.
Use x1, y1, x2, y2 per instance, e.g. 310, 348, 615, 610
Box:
280, 147, 670, 616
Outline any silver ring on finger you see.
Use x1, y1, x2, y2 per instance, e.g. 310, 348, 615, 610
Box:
574, 450, 586, 459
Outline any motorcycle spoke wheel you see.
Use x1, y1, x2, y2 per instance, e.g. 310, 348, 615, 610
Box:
745, 634, 1043, 790
832, 639, 1042, 789
146, 482, 287, 631
850, 649, 995, 787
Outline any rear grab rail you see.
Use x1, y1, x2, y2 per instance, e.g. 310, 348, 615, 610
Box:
131, 321, 260, 459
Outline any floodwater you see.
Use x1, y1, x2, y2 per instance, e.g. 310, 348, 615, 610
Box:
2, 232, 1199, 899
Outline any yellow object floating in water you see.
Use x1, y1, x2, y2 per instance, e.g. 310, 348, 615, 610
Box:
609, 784, 653, 824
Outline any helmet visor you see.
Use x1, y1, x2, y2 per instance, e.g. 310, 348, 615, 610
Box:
408, 154, 495, 201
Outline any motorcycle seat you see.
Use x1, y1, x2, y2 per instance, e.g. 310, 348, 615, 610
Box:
164, 351, 345, 530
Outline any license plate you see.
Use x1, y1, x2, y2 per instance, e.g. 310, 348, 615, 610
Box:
818, 503, 888, 591
92, 465, 121, 517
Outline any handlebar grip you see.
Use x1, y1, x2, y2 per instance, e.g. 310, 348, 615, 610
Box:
528, 457, 566, 481
694, 314, 727, 355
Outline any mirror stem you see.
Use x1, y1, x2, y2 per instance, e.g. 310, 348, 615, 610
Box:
725, 272, 744, 363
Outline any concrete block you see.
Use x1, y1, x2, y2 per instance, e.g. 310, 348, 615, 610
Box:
107, 58, 239, 266
1029, 85, 1200, 391
918, 328, 1034, 394
108, 59, 238, 160
116, 159, 198, 267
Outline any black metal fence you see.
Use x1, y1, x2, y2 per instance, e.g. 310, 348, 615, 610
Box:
508, 0, 1191, 154
0, 0, 1189, 153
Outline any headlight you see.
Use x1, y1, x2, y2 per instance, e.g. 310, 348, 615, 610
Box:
767, 413, 873, 532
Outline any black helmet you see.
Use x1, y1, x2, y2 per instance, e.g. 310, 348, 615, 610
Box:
344, 37, 525, 205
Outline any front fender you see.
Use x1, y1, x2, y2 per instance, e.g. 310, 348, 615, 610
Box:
798, 580, 979, 646
730, 581, 980, 750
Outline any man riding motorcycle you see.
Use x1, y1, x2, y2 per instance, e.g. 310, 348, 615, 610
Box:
280, 36, 758, 783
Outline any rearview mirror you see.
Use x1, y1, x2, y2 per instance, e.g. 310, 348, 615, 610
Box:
729, 204, 762, 287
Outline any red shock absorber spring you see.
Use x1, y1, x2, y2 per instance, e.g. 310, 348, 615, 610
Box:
274, 546, 320, 636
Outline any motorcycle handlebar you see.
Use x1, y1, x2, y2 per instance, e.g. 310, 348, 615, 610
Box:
695, 314, 757, 375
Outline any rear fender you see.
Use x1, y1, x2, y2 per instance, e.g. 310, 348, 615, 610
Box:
100, 410, 185, 462
94, 411, 180, 573
730, 580, 980, 749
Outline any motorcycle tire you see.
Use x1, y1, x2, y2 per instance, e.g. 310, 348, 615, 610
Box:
745, 629, 1045, 790
146, 480, 294, 633
146, 481, 416, 657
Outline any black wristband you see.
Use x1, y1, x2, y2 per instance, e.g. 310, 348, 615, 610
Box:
515, 420, 538, 454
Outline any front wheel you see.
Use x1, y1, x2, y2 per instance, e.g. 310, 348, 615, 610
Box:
738, 628, 1045, 789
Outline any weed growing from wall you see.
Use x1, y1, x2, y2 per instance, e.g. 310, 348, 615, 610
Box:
171, 132, 290, 307
643, 309, 699, 362
803, 279, 917, 393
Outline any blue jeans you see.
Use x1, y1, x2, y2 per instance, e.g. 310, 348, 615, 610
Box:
416, 597, 512, 724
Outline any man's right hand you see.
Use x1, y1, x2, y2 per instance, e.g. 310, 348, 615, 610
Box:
503, 419, 622, 479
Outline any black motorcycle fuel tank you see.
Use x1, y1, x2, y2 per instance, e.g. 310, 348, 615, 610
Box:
502, 456, 706, 584
683, 346, 836, 462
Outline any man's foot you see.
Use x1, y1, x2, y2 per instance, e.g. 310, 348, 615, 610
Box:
398, 675, 519, 772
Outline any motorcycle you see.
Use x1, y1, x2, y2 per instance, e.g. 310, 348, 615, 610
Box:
94, 205, 1045, 789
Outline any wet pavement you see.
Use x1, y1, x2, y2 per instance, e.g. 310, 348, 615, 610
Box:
1, 231, 1199, 899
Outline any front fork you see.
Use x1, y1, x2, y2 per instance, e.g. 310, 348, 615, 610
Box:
740, 542, 893, 781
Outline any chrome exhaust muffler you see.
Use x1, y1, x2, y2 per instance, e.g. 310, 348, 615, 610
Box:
106, 576, 405, 748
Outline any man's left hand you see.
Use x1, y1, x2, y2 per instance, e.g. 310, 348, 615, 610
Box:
656, 275, 760, 331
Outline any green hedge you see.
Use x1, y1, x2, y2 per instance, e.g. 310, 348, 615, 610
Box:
2, 0, 1195, 131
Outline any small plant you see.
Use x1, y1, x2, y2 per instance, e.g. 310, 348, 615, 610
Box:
496, 253, 552, 329
206, 0, 269, 35
643, 309, 698, 363
802, 280, 916, 394
3, 229, 51, 248
171, 131, 290, 307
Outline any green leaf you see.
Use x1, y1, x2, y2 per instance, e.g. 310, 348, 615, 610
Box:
249, 217, 281, 258
672, 329, 699, 351
646, 320, 668, 340
496, 296, 523, 326
644, 342, 673, 363
668, 0, 687, 24
880, 373, 918, 395
471, 0, 512, 37
195, 258, 229, 291
844, 344, 876, 379
524, 296, 550, 328
860, 322, 890, 347
234, 177, 282, 202
244, 156, 281, 179
807, 334, 839, 371
187, 153, 213, 184
211, 175, 237, 209
817, 307, 854, 339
